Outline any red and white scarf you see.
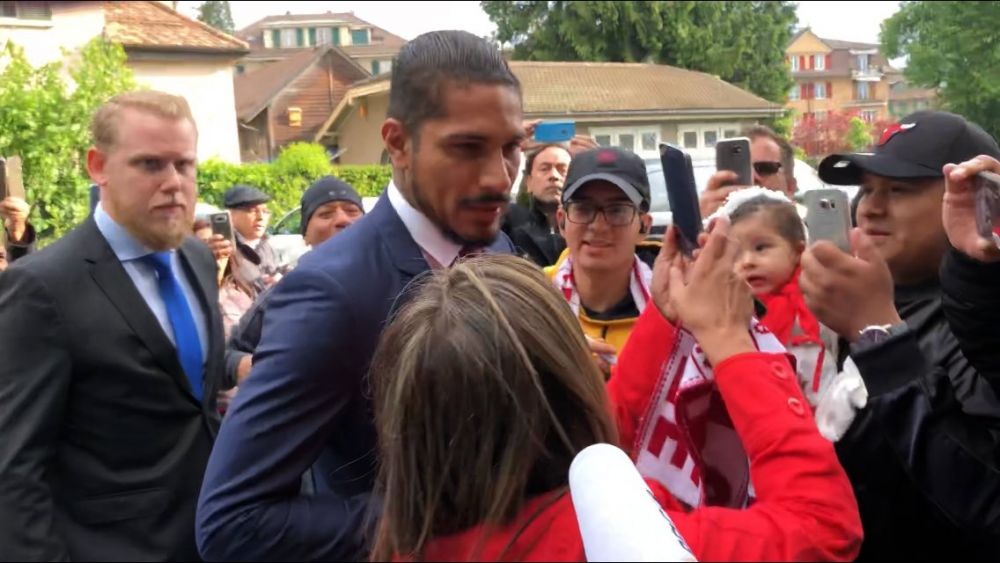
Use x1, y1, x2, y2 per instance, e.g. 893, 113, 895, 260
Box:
633, 320, 786, 509
553, 254, 653, 316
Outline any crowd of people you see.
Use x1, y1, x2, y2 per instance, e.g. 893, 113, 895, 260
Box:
0, 29, 998, 562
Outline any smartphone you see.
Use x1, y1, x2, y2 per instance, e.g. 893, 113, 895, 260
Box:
210, 212, 234, 243
805, 189, 852, 252
975, 171, 1000, 243
715, 137, 753, 186
2, 156, 25, 200
659, 143, 702, 256
534, 121, 576, 143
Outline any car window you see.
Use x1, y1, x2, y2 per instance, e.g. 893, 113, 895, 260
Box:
645, 159, 715, 214
271, 208, 302, 236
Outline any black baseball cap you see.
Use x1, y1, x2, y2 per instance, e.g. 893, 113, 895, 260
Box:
300, 176, 364, 234
223, 185, 271, 209
819, 110, 1000, 185
562, 147, 651, 211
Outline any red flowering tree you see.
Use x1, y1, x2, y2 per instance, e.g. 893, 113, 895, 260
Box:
793, 110, 898, 160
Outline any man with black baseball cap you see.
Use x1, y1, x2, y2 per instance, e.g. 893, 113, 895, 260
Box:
299, 176, 365, 247
544, 146, 660, 376
223, 184, 279, 292
800, 111, 1000, 559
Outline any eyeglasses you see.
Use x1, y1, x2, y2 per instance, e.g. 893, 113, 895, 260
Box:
565, 201, 638, 226
753, 161, 783, 177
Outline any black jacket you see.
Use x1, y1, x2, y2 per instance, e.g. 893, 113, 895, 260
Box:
837, 248, 1000, 560
501, 199, 565, 267
0, 218, 225, 561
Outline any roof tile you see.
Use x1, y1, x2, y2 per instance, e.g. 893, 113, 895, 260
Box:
104, 1, 247, 53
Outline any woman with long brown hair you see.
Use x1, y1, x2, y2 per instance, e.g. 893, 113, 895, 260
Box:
369, 220, 862, 562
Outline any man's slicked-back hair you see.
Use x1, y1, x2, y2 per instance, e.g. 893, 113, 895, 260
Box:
387, 30, 521, 136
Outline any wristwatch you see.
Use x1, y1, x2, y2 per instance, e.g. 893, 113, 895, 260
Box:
852, 322, 908, 354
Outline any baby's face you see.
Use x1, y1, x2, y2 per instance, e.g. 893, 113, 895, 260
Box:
731, 214, 802, 296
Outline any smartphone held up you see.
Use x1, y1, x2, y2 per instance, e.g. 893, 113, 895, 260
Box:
974, 171, 1000, 245
659, 143, 702, 256
804, 189, 852, 253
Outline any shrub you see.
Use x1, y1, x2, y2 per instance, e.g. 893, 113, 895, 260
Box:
0, 37, 136, 243
197, 143, 391, 216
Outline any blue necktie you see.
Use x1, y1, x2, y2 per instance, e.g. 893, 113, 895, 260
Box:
145, 252, 204, 401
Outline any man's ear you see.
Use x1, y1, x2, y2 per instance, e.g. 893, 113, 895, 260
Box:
86, 147, 107, 187
556, 206, 567, 236
636, 213, 653, 242
381, 118, 411, 170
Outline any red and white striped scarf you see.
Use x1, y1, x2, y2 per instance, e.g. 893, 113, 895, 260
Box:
553, 254, 653, 316
633, 320, 787, 509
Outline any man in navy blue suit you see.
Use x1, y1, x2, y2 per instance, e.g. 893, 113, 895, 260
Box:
196, 30, 527, 560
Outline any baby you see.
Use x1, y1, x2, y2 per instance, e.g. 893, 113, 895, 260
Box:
718, 188, 838, 406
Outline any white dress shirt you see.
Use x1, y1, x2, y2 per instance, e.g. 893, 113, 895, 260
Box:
386, 180, 463, 268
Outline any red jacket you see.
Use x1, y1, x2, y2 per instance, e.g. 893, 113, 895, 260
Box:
414, 306, 863, 562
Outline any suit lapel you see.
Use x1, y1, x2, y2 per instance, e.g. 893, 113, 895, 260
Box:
82, 220, 199, 405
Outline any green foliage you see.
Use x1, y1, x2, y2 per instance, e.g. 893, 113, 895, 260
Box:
197, 143, 391, 216
0, 37, 136, 241
846, 117, 874, 151
881, 1, 1000, 140
482, 0, 798, 103
196, 0, 235, 34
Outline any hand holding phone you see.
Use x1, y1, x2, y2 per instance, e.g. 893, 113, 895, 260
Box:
660, 143, 703, 256
805, 189, 852, 253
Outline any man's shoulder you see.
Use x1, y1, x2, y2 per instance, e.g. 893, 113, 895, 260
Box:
6, 222, 94, 280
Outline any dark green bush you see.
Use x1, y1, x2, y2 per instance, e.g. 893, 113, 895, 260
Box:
197, 142, 391, 216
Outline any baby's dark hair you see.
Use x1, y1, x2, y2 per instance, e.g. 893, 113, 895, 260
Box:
729, 196, 805, 245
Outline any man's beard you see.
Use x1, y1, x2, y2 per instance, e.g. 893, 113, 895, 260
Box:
122, 211, 192, 251
410, 170, 501, 248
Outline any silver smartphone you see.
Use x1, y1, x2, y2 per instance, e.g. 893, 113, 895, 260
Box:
805, 189, 852, 252
210, 212, 234, 243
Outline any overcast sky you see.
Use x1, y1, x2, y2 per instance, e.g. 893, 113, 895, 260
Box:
177, 1, 903, 52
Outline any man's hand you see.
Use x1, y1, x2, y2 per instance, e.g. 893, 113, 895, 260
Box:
800, 228, 902, 342
942, 155, 1000, 263
699, 171, 743, 218
208, 234, 233, 262
569, 135, 599, 156
586, 335, 617, 377
236, 355, 253, 383
0, 197, 30, 242
217, 387, 238, 413
667, 217, 755, 365
520, 119, 542, 151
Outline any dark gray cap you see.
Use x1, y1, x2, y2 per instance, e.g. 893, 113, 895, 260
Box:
301, 176, 364, 234
223, 185, 271, 209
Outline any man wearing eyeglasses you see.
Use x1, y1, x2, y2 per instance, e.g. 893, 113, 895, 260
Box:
700, 125, 799, 218
223, 185, 279, 293
545, 147, 659, 377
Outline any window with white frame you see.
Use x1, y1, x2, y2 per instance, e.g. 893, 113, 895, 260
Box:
0, 1, 51, 20
814, 82, 827, 99
789, 85, 800, 101
281, 28, 297, 48
590, 126, 661, 157
856, 81, 869, 100
677, 123, 740, 152
862, 110, 878, 123
790, 56, 799, 72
